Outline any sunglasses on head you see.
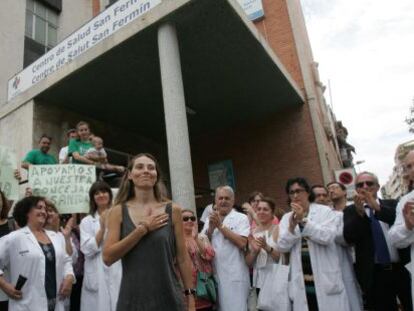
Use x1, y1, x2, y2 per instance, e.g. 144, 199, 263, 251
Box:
182, 216, 196, 222
356, 181, 375, 188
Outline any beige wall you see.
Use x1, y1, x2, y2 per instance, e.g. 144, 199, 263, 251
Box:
0, 0, 26, 106
0, 100, 34, 164
0, 1, 94, 107
59, 0, 93, 41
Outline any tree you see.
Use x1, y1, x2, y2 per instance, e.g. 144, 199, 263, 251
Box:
406, 98, 414, 133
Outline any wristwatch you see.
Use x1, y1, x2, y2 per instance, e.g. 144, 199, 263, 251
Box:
183, 288, 196, 296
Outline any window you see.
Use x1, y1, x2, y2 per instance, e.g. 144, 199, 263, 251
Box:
25, 0, 58, 52
24, 0, 59, 66
105, 0, 119, 9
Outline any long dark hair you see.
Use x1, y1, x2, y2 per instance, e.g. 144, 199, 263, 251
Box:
89, 181, 113, 216
114, 153, 169, 206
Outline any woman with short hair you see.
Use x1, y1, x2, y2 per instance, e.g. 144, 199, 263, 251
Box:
278, 177, 350, 311
0, 196, 74, 311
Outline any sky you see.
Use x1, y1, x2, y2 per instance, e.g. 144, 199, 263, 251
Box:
300, 0, 414, 185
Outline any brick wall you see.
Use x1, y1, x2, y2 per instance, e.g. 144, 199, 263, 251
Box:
251, 0, 342, 184
254, 0, 304, 90
92, 0, 100, 17
191, 104, 323, 212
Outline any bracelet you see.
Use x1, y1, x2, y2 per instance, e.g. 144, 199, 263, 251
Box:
183, 288, 196, 296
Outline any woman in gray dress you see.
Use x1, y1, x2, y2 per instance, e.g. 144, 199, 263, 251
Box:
103, 153, 195, 311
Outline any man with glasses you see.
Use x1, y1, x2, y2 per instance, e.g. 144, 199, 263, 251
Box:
278, 177, 350, 311
343, 172, 411, 311
202, 185, 250, 311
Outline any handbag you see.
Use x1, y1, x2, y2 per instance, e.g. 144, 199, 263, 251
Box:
196, 271, 217, 302
257, 253, 291, 311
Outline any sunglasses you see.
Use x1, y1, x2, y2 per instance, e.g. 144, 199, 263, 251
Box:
182, 216, 196, 222
356, 181, 375, 188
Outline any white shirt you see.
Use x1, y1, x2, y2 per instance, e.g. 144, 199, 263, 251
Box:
201, 209, 250, 311
278, 203, 351, 311
389, 190, 414, 304
252, 228, 277, 288
200, 204, 213, 223
59, 146, 70, 164
0, 227, 74, 311
80, 214, 121, 311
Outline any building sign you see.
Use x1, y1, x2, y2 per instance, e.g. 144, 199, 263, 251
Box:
29, 164, 96, 214
8, 0, 161, 101
334, 168, 357, 200
208, 160, 236, 191
236, 0, 265, 21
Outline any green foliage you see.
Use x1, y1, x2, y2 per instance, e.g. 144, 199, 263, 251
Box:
406, 98, 414, 133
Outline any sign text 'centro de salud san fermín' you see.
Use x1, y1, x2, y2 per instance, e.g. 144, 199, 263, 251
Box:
7, 0, 264, 101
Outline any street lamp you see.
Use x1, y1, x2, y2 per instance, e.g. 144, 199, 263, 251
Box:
355, 160, 365, 172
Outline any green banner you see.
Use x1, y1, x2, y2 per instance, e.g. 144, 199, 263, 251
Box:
0, 146, 18, 200
29, 164, 96, 214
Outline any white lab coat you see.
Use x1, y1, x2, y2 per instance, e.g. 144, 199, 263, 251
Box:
80, 214, 122, 311
55, 232, 78, 311
202, 209, 250, 311
0, 226, 74, 311
252, 228, 277, 289
277, 203, 350, 311
389, 190, 414, 303
333, 211, 363, 311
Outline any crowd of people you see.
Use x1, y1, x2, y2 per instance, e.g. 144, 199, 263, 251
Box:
21, 121, 124, 174
1, 122, 414, 311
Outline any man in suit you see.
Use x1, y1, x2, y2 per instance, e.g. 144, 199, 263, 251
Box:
343, 171, 412, 311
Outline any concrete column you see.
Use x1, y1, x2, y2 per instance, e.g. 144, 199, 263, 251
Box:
158, 23, 196, 211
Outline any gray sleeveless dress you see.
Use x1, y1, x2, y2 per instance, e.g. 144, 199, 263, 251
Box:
116, 203, 185, 311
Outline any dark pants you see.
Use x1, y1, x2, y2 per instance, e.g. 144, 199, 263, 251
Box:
0, 301, 8, 311
306, 292, 319, 311
70, 275, 83, 311
365, 263, 412, 311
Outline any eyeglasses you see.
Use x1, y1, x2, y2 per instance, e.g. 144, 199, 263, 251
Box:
288, 188, 306, 196
182, 216, 196, 222
356, 181, 375, 188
